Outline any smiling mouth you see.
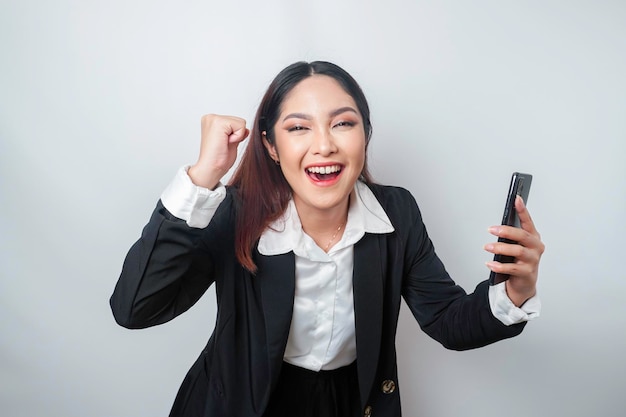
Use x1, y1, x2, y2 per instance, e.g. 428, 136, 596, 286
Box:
306, 165, 343, 182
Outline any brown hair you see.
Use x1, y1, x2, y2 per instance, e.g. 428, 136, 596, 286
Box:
228, 61, 373, 272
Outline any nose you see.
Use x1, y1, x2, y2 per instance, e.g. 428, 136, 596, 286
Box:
311, 127, 337, 156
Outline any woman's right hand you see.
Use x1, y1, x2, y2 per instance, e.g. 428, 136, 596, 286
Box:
188, 114, 250, 189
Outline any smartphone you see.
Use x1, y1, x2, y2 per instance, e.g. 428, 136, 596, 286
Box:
489, 172, 532, 285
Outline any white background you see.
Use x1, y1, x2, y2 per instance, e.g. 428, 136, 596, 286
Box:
1, 1, 625, 416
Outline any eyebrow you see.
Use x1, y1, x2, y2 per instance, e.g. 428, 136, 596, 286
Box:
282, 106, 358, 122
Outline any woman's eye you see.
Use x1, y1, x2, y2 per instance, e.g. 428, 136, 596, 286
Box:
287, 125, 306, 132
335, 121, 355, 128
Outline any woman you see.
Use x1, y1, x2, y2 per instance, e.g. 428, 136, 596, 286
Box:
110, 61, 543, 417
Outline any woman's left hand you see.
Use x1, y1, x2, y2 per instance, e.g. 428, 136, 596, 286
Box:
484, 196, 545, 307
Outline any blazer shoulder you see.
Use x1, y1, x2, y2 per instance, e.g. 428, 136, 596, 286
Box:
366, 182, 422, 224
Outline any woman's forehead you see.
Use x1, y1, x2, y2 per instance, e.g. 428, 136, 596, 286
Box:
279, 75, 359, 116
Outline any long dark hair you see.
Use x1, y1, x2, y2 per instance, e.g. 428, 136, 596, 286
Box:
228, 61, 373, 272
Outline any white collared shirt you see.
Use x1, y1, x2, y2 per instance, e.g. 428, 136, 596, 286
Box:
161, 166, 541, 370
256, 181, 395, 370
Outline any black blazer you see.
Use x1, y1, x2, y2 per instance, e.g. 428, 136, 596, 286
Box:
110, 183, 525, 417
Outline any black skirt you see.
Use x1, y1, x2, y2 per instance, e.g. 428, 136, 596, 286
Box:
263, 361, 361, 417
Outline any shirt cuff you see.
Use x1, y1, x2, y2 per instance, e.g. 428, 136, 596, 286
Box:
160, 165, 227, 228
488, 282, 541, 326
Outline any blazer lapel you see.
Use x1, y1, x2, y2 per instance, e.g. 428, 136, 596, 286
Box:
353, 233, 386, 409
255, 252, 296, 381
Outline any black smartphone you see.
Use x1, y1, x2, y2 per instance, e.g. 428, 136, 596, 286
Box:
489, 172, 532, 285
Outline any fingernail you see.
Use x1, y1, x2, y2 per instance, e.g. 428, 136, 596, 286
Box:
488, 226, 500, 234
484, 243, 494, 251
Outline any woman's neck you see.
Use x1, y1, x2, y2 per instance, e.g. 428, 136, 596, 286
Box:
294, 197, 350, 251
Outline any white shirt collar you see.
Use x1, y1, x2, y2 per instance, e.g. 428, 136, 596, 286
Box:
258, 181, 395, 256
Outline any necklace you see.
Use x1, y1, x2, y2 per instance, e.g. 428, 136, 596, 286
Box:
325, 223, 344, 252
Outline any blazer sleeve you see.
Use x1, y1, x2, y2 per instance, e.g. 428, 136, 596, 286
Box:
110, 194, 234, 329
398, 190, 525, 350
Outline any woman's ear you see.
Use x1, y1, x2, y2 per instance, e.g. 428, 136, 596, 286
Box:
262, 132, 280, 163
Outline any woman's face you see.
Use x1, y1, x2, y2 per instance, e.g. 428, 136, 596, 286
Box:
264, 75, 367, 218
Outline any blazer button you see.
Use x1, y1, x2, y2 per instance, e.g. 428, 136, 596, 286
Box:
381, 379, 396, 394
364, 405, 372, 417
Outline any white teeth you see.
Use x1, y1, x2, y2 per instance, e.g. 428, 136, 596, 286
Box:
307, 165, 341, 174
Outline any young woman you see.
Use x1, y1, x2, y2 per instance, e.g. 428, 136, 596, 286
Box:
110, 61, 543, 417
